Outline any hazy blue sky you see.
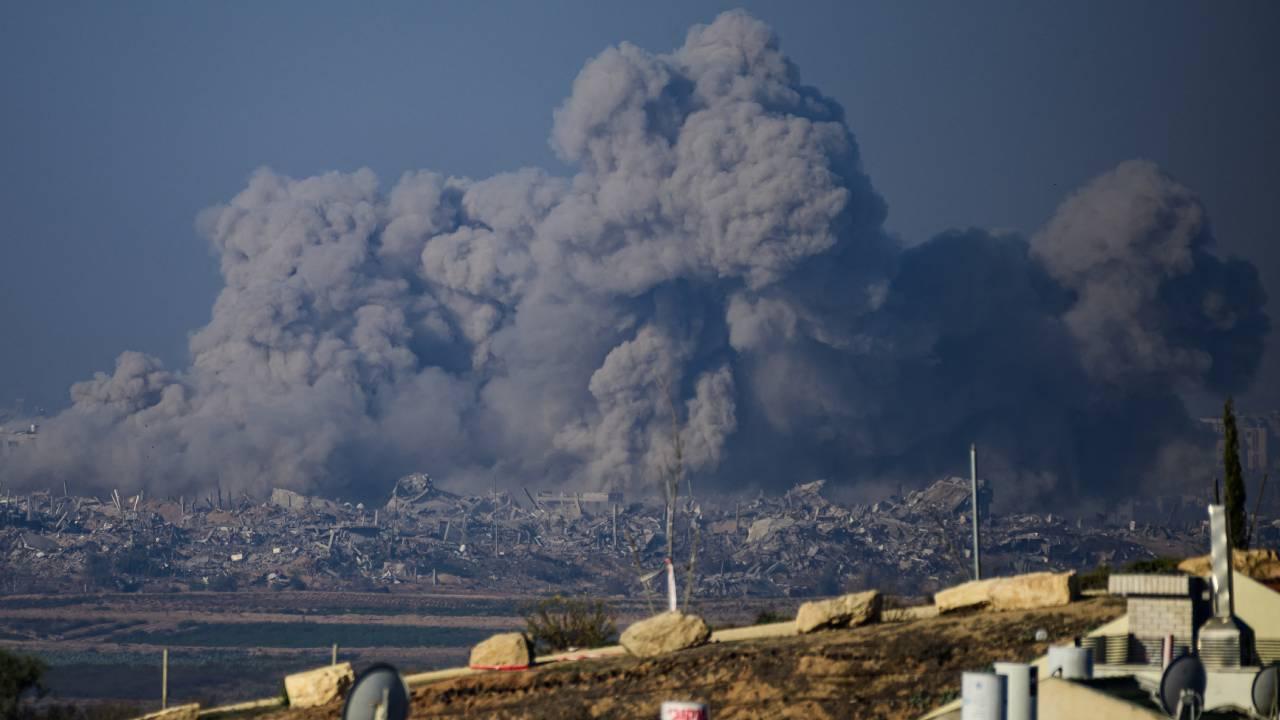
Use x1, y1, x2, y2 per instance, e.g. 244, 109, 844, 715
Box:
2, 0, 1277, 415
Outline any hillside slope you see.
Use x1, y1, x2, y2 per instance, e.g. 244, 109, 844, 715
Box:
260, 597, 1123, 720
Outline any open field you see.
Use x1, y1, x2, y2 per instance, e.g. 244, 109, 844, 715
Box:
0, 590, 797, 707
0, 591, 529, 705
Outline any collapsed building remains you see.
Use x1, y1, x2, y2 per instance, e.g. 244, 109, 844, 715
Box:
2, 475, 1276, 599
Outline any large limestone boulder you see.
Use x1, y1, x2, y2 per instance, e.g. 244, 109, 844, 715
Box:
936, 572, 1077, 613
989, 571, 1076, 610
796, 590, 882, 633
1178, 548, 1280, 581
284, 663, 354, 709
620, 611, 711, 657
934, 578, 1000, 613
138, 704, 200, 720
469, 632, 533, 670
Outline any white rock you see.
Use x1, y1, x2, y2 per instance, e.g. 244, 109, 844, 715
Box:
284, 663, 354, 708
620, 611, 710, 657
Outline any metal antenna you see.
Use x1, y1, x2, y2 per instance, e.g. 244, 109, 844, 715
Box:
1174, 688, 1202, 720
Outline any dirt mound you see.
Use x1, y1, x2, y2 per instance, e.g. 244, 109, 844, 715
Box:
259, 597, 1122, 720
1178, 548, 1280, 581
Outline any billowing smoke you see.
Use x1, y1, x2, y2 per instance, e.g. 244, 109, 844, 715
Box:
2, 11, 1268, 506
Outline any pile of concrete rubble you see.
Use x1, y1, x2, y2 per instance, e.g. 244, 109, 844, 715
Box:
1, 474, 1273, 598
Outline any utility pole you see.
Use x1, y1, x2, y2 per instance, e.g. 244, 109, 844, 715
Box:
971, 443, 982, 581
161, 648, 169, 709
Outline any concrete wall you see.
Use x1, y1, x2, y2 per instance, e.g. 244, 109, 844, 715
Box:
1234, 573, 1280, 636
1107, 574, 1192, 596
1106, 574, 1201, 665
1128, 597, 1193, 641
1234, 573, 1280, 664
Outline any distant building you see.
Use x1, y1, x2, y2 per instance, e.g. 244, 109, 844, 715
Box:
1106, 494, 1204, 528
0, 423, 37, 455
1200, 415, 1269, 473
534, 490, 624, 506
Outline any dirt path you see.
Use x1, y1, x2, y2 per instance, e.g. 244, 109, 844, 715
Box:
260, 597, 1123, 720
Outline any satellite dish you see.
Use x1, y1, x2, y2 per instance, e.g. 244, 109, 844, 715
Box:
341, 663, 410, 720
1157, 654, 1206, 720
1253, 663, 1280, 719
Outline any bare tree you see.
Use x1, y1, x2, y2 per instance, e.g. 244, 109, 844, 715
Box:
656, 376, 701, 611
623, 527, 656, 614
657, 377, 684, 563
682, 523, 701, 611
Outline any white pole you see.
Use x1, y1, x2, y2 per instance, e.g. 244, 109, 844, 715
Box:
971, 443, 981, 581
665, 558, 678, 613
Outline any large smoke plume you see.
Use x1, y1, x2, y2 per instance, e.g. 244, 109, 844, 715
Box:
2, 11, 1268, 506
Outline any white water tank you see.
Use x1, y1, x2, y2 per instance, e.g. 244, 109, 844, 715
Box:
994, 662, 1037, 720
1047, 645, 1093, 680
962, 671, 1006, 720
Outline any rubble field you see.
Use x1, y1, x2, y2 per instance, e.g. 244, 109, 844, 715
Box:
5, 474, 1254, 600
261, 596, 1125, 720
2, 471, 1266, 708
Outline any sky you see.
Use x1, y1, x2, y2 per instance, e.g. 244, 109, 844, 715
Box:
1, 0, 1277, 421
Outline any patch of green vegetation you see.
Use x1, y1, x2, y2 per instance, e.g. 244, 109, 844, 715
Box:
0, 597, 86, 610
752, 609, 789, 625
113, 622, 495, 649
17, 701, 142, 720
321, 600, 521, 618
113, 548, 167, 578
1, 646, 46, 720
32, 648, 248, 667
1122, 557, 1184, 574
1078, 564, 1111, 592
205, 575, 238, 592
521, 596, 616, 654
1078, 556, 1185, 593
0, 619, 104, 637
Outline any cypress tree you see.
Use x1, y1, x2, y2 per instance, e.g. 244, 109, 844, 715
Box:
1222, 397, 1248, 549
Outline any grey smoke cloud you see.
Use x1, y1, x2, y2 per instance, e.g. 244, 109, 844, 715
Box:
1032, 160, 1268, 391
2, 11, 1268, 506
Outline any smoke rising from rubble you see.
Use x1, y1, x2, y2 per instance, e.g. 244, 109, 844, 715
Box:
2, 11, 1268, 505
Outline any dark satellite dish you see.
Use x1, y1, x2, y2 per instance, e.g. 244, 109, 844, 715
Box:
341, 663, 410, 720
1253, 663, 1280, 719
1158, 654, 1206, 720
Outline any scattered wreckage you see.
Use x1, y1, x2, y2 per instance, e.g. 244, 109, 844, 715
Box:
1, 475, 1272, 598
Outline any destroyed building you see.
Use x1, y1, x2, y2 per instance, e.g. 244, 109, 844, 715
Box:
1, 474, 1271, 600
